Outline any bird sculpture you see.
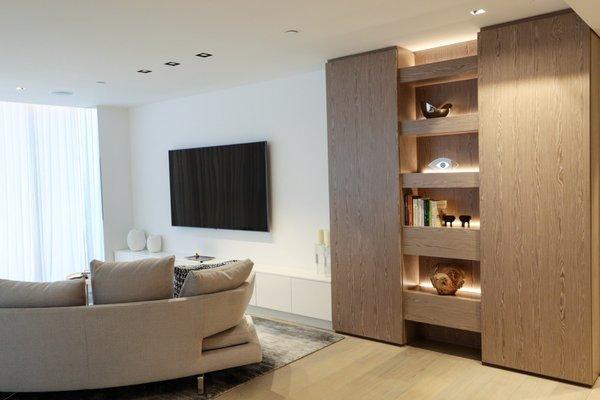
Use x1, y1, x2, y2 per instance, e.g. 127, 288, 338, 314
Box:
420, 101, 452, 118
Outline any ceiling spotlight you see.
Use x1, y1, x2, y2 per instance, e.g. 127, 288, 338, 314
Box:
196, 53, 212, 58
285, 29, 299, 34
470, 8, 486, 16
15, 86, 25, 91
137, 69, 152, 73
165, 61, 180, 66
50, 90, 74, 96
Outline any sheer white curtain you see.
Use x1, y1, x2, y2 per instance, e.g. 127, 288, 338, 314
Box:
0, 101, 104, 282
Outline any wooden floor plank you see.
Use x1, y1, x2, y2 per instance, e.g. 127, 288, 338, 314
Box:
218, 336, 598, 400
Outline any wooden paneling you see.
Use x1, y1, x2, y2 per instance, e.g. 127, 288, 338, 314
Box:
327, 48, 404, 344
400, 114, 478, 137
399, 56, 478, 86
404, 287, 481, 332
415, 79, 478, 117
416, 188, 480, 220
418, 256, 480, 291
479, 12, 596, 385
591, 31, 600, 379
402, 172, 479, 188
414, 40, 478, 65
417, 132, 478, 172
402, 226, 480, 261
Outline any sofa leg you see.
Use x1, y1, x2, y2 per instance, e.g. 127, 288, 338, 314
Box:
197, 374, 205, 395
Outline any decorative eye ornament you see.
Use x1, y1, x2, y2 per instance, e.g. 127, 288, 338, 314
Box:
428, 157, 459, 171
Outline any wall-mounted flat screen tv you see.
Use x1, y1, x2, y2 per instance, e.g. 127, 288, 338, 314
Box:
168, 141, 269, 231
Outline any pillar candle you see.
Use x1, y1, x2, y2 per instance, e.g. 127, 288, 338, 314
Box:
316, 229, 324, 245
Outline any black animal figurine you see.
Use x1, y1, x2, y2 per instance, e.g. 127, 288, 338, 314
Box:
459, 215, 472, 228
442, 215, 456, 227
420, 101, 452, 118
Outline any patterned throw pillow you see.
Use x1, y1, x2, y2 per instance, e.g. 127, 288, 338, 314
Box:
173, 260, 237, 297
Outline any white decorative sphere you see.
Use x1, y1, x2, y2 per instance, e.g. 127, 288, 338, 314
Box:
127, 229, 146, 251
146, 234, 162, 253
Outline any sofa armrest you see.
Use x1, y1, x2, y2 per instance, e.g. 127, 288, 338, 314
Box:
197, 273, 255, 338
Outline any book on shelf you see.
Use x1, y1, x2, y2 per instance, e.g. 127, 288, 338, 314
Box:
404, 195, 448, 227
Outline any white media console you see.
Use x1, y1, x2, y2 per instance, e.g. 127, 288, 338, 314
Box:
114, 250, 332, 328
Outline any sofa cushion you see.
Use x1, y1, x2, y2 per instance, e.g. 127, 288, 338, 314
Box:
180, 259, 253, 296
0, 278, 86, 308
90, 256, 175, 305
173, 260, 238, 297
203, 315, 254, 351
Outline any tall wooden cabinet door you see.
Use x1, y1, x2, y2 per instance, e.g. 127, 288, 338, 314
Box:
479, 12, 596, 384
326, 48, 403, 344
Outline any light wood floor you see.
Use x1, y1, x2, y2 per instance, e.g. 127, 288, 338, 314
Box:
219, 336, 600, 400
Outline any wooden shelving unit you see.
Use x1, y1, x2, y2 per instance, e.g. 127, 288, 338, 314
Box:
400, 114, 478, 137
402, 226, 480, 260
403, 286, 481, 332
399, 55, 478, 86
402, 172, 479, 188
399, 41, 481, 347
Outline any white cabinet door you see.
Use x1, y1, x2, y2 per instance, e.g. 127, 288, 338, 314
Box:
256, 273, 292, 312
291, 279, 332, 321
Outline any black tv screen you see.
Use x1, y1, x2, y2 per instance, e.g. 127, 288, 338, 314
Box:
168, 141, 269, 231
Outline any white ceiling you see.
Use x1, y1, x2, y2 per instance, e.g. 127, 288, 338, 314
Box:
0, 0, 569, 108
564, 0, 600, 35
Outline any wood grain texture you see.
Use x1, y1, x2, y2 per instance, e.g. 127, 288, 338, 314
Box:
402, 226, 480, 261
590, 31, 600, 379
400, 114, 478, 137
416, 188, 480, 221
402, 172, 479, 188
414, 323, 482, 349
418, 256, 480, 292
479, 12, 596, 385
414, 40, 478, 65
326, 47, 403, 344
399, 55, 478, 86
213, 335, 600, 400
404, 287, 481, 332
415, 79, 478, 117
417, 132, 479, 172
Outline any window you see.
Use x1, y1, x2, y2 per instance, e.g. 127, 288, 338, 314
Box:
0, 101, 104, 281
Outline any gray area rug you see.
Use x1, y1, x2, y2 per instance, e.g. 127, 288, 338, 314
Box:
2, 316, 344, 400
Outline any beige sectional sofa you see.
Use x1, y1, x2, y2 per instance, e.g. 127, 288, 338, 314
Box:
0, 271, 261, 393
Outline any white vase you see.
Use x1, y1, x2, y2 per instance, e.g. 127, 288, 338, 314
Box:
147, 234, 162, 253
127, 229, 146, 251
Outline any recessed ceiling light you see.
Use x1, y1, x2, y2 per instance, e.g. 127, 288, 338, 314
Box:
196, 53, 212, 58
165, 61, 180, 66
15, 86, 25, 91
137, 69, 152, 74
470, 8, 486, 16
50, 90, 74, 96
285, 29, 299, 34
96, 81, 106, 84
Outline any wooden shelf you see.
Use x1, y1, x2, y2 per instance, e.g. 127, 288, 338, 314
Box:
403, 286, 481, 332
402, 226, 480, 260
402, 172, 479, 188
399, 55, 478, 86
400, 114, 478, 137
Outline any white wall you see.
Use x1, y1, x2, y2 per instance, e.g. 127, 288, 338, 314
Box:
129, 70, 329, 271
97, 106, 134, 261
